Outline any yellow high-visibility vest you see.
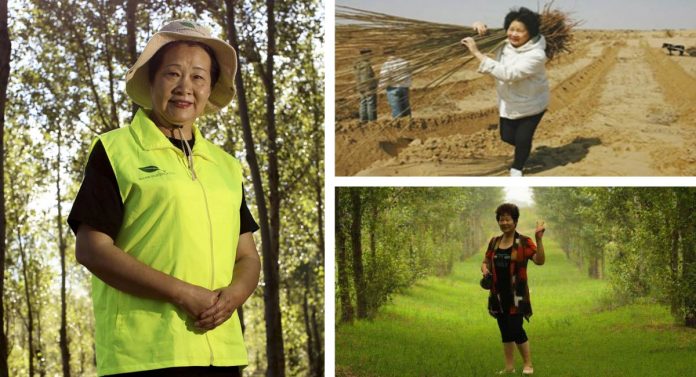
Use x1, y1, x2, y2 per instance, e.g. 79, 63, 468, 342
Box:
91, 109, 247, 376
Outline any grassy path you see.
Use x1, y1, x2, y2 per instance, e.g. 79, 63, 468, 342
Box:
336, 237, 696, 376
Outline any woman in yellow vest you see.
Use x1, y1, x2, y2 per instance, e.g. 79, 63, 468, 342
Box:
68, 20, 261, 376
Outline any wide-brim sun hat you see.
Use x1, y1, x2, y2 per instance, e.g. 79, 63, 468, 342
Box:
126, 20, 237, 115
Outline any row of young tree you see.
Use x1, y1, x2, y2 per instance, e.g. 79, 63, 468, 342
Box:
0, 0, 324, 376
533, 187, 696, 327
335, 187, 503, 323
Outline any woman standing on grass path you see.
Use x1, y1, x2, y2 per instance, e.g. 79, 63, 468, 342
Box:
462, 7, 550, 177
481, 203, 545, 375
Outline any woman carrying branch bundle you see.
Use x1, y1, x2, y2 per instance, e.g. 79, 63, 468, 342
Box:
68, 20, 261, 376
481, 203, 545, 375
462, 7, 549, 177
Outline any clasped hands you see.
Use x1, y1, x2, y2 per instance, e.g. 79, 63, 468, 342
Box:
176, 283, 243, 331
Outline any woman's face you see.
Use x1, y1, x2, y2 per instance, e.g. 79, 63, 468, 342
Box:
507, 20, 530, 47
498, 213, 517, 233
150, 44, 213, 128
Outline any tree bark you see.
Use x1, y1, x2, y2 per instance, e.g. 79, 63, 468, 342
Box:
16, 218, 35, 376
0, 0, 9, 374
369, 203, 377, 268
102, 19, 120, 129
588, 254, 599, 279
670, 227, 680, 317
56, 125, 71, 377
336, 189, 353, 323
310, 304, 322, 376
36, 314, 45, 377
301, 271, 318, 376
224, 1, 285, 375
350, 189, 367, 319
678, 189, 696, 327
311, 111, 323, 377
126, 0, 139, 118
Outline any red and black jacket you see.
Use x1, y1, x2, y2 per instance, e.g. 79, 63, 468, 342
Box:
484, 232, 537, 320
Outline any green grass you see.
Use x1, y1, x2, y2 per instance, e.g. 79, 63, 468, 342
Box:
336, 237, 696, 377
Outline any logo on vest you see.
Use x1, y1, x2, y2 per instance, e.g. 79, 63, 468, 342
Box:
138, 165, 170, 180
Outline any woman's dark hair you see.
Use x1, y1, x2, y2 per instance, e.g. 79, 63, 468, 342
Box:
147, 41, 220, 87
503, 7, 541, 38
496, 203, 520, 223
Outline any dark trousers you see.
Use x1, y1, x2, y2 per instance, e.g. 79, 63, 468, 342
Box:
110, 366, 241, 377
496, 313, 528, 344
359, 93, 377, 122
499, 111, 545, 170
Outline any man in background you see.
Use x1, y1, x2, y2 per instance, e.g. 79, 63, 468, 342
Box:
354, 48, 378, 123
379, 47, 412, 118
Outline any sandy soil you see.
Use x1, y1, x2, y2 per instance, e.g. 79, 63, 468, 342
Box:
335, 30, 696, 176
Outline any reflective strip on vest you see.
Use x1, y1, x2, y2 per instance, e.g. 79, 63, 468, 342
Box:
91, 109, 247, 375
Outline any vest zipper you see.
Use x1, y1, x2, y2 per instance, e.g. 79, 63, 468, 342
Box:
180, 148, 215, 364
197, 168, 216, 365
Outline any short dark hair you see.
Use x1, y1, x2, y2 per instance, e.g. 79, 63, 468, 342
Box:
147, 41, 220, 87
503, 7, 541, 38
496, 203, 520, 223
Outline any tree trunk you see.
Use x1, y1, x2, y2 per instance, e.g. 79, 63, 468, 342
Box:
670, 227, 680, 317
600, 248, 605, 279
369, 203, 377, 264
224, 1, 285, 375
588, 255, 599, 279
36, 314, 45, 377
17, 224, 35, 376
237, 306, 245, 335
315, 158, 324, 257
310, 303, 322, 376
260, 1, 285, 374
126, 0, 139, 118
102, 26, 119, 128
0, 0, 9, 373
350, 189, 367, 319
336, 189, 353, 323
55, 126, 71, 376
678, 189, 696, 327
311, 113, 323, 377
301, 271, 318, 376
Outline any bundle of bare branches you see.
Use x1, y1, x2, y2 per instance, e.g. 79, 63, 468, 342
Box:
539, 2, 581, 60
336, 3, 579, 102
336, 5, 503, 95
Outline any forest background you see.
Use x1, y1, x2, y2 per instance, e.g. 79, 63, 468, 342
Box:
0, 0, 324, 376
335, 187, 696, 377
335, 186, 696, 328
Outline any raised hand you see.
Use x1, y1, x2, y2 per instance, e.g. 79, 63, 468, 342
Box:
461, 37, 480, 54
535, 220, 546, 239
472, 21, 488, 36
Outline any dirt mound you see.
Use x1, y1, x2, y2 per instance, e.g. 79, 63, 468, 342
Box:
336, 30, 696, 176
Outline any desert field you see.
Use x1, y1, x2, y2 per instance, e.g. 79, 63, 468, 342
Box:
335, 30, 696, 176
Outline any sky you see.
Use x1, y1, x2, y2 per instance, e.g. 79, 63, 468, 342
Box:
504, 186, 534, 207
337, 0, 696, 30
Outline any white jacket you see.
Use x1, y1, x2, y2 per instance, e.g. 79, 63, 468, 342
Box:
478, 35, 549, 119
379, 56, 412, 88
